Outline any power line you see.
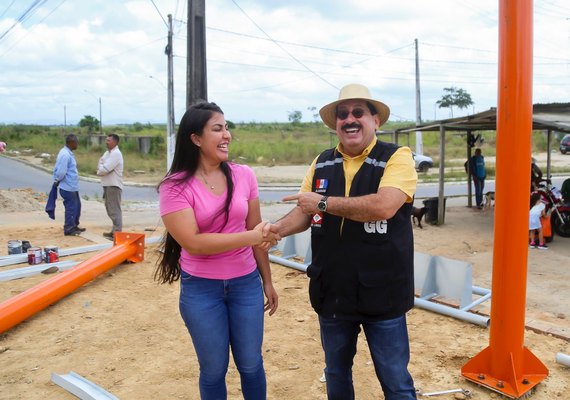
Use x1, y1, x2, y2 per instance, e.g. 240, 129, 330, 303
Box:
206, 26, 393, 58
0, 0, 48, 43
0, 0, 17, 20
148, 0, 167, 28
0, 0, 67, 58
3, 36, 165, 89
229, 0, 338, 90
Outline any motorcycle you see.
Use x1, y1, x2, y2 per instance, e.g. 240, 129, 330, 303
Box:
534, 178, 570, 239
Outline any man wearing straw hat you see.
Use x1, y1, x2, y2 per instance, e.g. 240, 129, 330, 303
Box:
265, 83, 417, 399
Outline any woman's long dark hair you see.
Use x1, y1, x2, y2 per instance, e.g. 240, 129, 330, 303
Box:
154, 101, 235, 284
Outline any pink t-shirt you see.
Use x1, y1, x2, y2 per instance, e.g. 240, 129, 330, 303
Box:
159, 163, 259, 279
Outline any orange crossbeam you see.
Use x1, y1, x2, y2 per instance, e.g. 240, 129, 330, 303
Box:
461, 1, 548, 398
0, 232, 145, 334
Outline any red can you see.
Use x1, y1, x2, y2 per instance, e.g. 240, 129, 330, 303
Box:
44, 245, 59, 263
27, 247, 43, 265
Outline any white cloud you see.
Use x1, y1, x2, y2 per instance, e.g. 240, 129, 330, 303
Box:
0, 0, 568, 125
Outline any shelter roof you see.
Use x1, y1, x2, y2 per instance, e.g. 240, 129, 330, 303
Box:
394, 103, 570, 134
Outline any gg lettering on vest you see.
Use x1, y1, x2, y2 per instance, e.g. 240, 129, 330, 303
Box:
363, 220, 388, 234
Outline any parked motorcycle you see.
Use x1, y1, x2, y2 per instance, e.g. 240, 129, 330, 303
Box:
534, 178, 570, 239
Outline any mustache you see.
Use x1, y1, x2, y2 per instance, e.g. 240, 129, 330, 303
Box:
342, 122, 361, 130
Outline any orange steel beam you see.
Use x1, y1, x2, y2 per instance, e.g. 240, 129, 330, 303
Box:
461, 1, 548, 398
0, 232, 145, 334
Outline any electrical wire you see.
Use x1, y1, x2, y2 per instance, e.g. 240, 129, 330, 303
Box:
0, 0, 48, 43
148, 0, 168, 28
0, 0, 67, 58
229, 0, 338, 90
0, 0, 17, 20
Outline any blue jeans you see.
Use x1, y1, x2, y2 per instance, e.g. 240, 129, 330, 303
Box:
59, 189, 81, 234
179, 269, 266, 400
473, 177, 485, 207
319, 315, 416, 400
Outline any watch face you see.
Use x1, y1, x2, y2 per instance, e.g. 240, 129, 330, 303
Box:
318, 198, 327, 212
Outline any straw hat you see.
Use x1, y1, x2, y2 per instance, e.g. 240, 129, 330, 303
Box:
319, 83, 390, 130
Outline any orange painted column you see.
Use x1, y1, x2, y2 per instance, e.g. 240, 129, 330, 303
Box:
0, 232, 145, 334
461, 1, 548, 398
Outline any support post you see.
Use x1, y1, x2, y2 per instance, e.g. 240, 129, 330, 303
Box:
466, 132, 473, 208
0, 233, 145, 334
437, 124, 445, 224
166, 14, 176, 171
414, 38, 424, 155
461, 1, 548, 397
186, 0, 207, 108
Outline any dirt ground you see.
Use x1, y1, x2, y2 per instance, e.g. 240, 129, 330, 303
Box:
1, 166, 569, 399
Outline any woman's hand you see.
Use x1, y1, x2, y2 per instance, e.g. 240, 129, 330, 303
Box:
253, 221, 281, 249
263, 281, 278, 316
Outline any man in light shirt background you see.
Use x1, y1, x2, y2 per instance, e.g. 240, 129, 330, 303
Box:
97, 133, 124, 240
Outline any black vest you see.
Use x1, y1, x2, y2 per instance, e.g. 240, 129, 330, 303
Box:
307, 140, 415, 320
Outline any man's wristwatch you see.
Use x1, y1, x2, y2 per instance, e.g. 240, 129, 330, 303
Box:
317, 196, 328, 213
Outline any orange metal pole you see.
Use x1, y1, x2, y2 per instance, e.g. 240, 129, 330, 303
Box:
461, 1, 548, 398
0, 232, 145, 334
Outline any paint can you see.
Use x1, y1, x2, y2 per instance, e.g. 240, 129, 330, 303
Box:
27, 247, 43, 265
21, 240, 32, 253
44, 245, 59, 263
7, 240, 23, 255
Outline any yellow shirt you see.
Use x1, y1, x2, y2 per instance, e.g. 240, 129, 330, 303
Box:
300, 139, 417, 202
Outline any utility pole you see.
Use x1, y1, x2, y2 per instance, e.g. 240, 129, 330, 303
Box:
98, 97, 103, 135
186, 0, 207, 108
84, 90, 103, 135
415, 38, 424, 155
165, 14, 176, 170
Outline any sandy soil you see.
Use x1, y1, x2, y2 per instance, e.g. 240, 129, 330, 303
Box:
1, 172, 569, 399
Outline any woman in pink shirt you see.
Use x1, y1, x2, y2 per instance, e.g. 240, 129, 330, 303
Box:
155, 102, 279, 400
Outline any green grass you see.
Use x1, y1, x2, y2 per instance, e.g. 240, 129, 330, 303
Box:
1, 122, 567, 180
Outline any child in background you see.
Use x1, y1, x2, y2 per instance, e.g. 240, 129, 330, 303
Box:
0, 141, 6, 153
529, 192, 548, 249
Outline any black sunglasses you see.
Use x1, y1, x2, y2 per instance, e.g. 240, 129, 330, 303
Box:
336, 107, 367, 120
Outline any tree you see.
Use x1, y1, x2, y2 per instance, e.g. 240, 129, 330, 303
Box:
307, 106, 319, 123
132, 122, 144, 132
436, 87, 473, 118
78, 115, 100, 134
288, 110, 302, 125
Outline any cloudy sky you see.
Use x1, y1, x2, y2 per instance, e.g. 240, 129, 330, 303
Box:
1, 0, 569, 126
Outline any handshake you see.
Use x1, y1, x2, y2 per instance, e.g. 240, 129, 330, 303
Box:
250, 192, 322, 252
253, 221, 281, 252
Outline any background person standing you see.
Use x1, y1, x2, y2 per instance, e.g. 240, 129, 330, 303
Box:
53, 134, 84, 236
97, 133, 124, 240
469, 148, 486, 208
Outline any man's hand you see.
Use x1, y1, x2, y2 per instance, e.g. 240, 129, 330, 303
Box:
283, 192, 322, 215
261, 220, 286, 241
253, 221, 281, 251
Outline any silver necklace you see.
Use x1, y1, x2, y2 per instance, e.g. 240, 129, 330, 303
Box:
199, 170, 215, 190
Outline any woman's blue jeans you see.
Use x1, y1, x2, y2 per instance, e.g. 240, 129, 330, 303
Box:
179, 269, 266, 400
319, 314, 416, 400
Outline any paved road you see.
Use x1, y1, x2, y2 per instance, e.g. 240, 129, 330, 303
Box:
0, 156, 158, 202
1, 155, 566, 203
